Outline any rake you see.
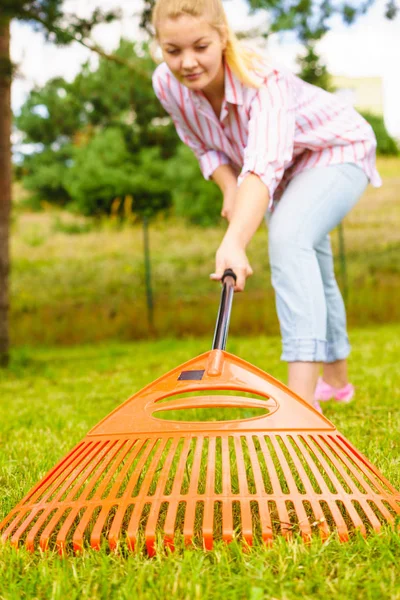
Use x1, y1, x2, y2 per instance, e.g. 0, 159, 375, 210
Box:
1, 270, 399, 554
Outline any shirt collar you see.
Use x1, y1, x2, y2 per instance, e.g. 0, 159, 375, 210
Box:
224, 61, 244, 106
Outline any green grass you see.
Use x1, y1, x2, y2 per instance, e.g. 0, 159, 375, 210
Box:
1, 326, 400, 599
9, 156, 400, 344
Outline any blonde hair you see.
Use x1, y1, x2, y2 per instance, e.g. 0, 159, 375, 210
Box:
151, 0, 263, 88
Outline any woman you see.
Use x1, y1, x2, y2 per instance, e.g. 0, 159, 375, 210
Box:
151, 0, 381, 410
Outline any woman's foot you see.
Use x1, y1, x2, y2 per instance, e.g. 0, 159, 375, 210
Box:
314, 377, 354, 403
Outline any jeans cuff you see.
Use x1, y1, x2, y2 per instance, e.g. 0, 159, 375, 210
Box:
281, 338, 327, 362
325, 339, 351, 363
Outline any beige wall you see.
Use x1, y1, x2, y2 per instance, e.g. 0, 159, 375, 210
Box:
332, 76, 384, 116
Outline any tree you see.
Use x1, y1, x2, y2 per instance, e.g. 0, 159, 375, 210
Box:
0, 1, 118, 365
65, 128, 172, 218
0, 23, 12, 366
0, 19, 12, 367
16, 41, 179, 213
165, 145, 223, 226
243, 1, 398, 89
15, 37, 182, 338
296, 43, 333, 90
141, 0, 398, 36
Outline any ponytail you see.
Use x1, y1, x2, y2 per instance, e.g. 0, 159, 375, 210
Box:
224, 25, 263, 88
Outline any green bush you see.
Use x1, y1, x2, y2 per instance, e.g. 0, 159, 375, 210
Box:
15, 41, 179, 214
20, 146, 73, 208
65, 127, 172, 218
361, 112, 399, 156
166, 145, 223, 227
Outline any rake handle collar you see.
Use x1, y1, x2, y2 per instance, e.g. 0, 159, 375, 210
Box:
212, 268, 236, 351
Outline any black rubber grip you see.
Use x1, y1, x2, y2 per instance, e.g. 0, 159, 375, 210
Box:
222, 268, 237, 282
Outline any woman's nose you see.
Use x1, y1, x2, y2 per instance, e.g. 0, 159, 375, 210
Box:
181, 52, 198, 70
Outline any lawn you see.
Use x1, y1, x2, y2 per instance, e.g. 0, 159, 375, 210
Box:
1, 325, 400, 599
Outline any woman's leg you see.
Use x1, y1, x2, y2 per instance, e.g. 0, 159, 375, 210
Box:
288, 362, 320, 405
314, 234, 351, 388
268, 163, 368, 406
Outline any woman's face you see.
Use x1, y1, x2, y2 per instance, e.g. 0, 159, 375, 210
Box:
158, 14, 226, 94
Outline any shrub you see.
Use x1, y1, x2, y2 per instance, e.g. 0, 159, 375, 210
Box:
361, 112, 399, 156
20, 146, 73, 208
166, 145, 223, 227
65, 127, 172, 218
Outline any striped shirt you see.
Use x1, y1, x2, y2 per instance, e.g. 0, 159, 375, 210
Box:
152, 59, 381, 206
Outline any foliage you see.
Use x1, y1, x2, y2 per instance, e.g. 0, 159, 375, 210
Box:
14, 76, 81, 207
243, 0, 398, 92
2, 1, 118, 46
16, 77, 82, 145
140, 0, 398, 40
244, 0, 375, 41
16, 38, 225, 222
65, 128, 172, 218
297, 43, 333, 90
361, 112, 399, 156
166, 145, 223, 226
15, 41, 179, 218
19, 145, 73, 206
71, 41, 177, 154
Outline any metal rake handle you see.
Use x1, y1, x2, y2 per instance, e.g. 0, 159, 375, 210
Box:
212, 268, 237, 351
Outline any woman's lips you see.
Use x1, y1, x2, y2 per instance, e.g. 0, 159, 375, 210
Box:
184, 72, 203, 81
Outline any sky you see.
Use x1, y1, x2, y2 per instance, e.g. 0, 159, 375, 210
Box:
10, 0, 400, 138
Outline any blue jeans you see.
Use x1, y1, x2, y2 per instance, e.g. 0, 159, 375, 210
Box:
267, 163, 368, 363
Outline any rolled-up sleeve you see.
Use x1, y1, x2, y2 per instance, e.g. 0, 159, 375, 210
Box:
197, 150, 230, 180
237, 71, 296, 203
152, 68, 230, 180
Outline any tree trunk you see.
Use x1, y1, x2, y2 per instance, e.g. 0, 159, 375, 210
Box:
0, 19, 11, 366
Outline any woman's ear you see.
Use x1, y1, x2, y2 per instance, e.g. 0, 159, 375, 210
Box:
220, 27, 228, 52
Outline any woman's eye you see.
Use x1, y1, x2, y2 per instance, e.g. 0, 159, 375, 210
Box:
166, 49, 179, 55
196, 46, 208, 51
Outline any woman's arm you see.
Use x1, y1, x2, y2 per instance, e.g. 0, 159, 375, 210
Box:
211, 164, 237, 192
211, 173, 270, 291
211, 164, 238, 221
210, 71, 294, 289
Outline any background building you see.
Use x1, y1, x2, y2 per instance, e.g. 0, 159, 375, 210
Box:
332, 76, 384, 116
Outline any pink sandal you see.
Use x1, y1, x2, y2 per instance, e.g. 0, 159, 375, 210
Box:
312, 398, 323, 414
314, 377, 354, 404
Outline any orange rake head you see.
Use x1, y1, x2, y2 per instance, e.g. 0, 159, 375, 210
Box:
1, 271, 399, 554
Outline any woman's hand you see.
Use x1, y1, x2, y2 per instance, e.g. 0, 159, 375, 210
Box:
212, 173, 270, 291
210, 235, 253, 292
221, 187, 236, 222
